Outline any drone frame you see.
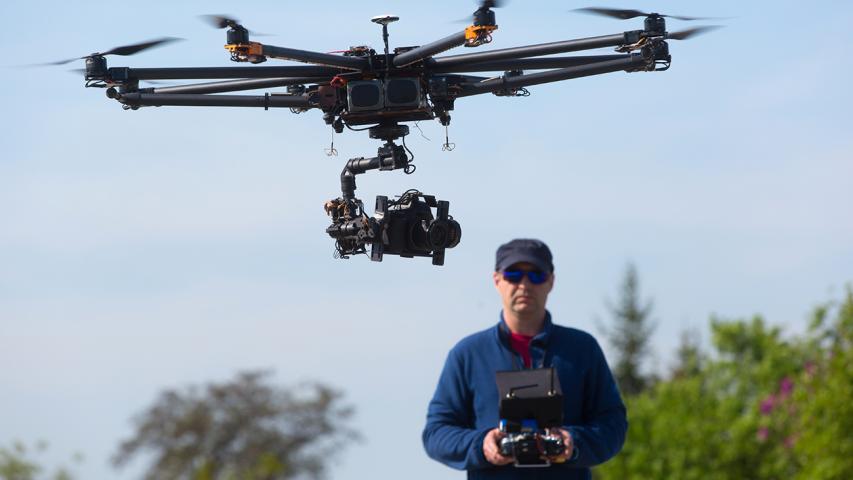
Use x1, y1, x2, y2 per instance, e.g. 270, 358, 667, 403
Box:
68, 6, 714, 264
86, 9, 681, 125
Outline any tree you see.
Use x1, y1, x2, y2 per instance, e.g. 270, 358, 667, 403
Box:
0, 442, 37, 480
596, 315, 804, 480
790, 288, 853, 479
601, 263, 656, 396
670, 329, 703, 380
595, 286, 853, 480
112, 370, 357, 480
0, 441, 76, 480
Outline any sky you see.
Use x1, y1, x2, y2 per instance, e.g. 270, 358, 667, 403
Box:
1, 0, 851, 478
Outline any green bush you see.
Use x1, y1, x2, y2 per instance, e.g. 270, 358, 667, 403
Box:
596, 287, 853, 480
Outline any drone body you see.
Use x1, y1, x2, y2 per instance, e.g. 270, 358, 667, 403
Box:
66, 3, 718, 265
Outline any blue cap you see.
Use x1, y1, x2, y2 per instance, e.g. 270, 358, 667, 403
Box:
495, 238, 554, 273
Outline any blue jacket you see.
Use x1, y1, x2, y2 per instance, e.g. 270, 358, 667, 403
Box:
422, 312, 627, 479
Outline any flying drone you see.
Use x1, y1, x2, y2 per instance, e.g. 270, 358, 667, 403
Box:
58, 3, 720, 265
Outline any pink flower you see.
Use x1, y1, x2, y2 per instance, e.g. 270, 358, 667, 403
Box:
784, 435, 797, 449
757, 426, 769, 441
760, 395, 776, 415
779, 377, 794, 397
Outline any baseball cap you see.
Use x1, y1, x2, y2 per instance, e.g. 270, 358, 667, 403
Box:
495, 238, 554, 273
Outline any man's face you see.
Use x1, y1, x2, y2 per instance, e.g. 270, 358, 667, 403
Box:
493, 262, 554, 317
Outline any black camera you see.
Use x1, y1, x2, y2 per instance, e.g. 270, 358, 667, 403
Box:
325, 190, 461, 265
495, 368, 566, 467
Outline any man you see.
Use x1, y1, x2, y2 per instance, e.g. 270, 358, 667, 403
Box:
422, 239, 627, 479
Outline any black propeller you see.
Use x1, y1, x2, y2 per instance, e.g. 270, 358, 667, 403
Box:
200, 14, 242, 29
666, 25, 722, 41
455, 0, 506, 24
574, 7, 718, 21
45, 37, 182, 66
199, 15, 273, 36
479, 0, 505, 8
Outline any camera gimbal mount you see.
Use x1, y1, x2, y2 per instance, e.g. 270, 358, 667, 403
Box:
324, 122, 461, 265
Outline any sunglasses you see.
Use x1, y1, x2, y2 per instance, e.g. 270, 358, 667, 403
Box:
502, 269, 549, 285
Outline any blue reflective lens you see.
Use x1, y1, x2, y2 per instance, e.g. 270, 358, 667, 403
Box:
502, 270, 548, 285
526, 271, 547, 284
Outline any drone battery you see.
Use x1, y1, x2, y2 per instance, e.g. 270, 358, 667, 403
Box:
384, 78, 421, 108
347, 80, 384, 112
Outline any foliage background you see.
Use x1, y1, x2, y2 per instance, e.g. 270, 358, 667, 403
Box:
596, 289, 853, 480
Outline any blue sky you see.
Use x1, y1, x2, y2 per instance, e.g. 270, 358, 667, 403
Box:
1, 1, 851, 478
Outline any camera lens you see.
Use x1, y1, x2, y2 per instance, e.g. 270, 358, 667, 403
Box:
427, 219, 461, 249
427, 220, 449, 248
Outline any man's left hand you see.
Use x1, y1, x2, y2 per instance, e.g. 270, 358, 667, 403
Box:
547, 428, 574, 463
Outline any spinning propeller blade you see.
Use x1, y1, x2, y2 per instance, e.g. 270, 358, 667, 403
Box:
101, 37, 183, 56
200, 14, 241, 29
666, 25, 723, 40
573, 7, 719, 21
41, 37, 182, 66
480, 0, 506, 8
199, 15, 273, 36
454, 0, 507, 24
44, 57, 86, 66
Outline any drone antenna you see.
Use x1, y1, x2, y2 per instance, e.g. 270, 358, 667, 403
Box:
371, 15, 399, 77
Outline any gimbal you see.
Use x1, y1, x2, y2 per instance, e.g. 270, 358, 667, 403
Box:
324, 122, 461, 266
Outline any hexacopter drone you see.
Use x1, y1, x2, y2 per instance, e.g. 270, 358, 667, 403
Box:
56, 3, 719, 265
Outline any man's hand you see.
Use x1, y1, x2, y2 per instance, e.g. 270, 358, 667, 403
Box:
482, 428, 514, 466
547, 428, 575, 463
